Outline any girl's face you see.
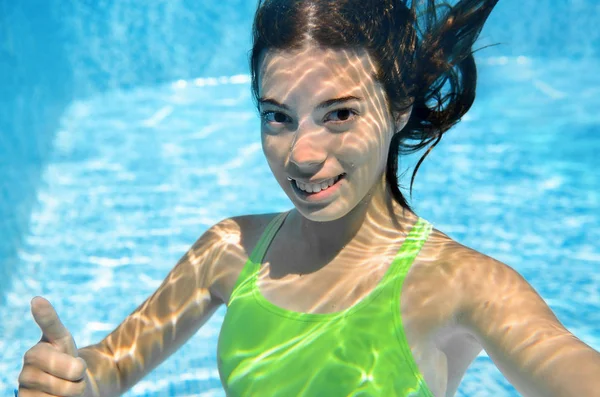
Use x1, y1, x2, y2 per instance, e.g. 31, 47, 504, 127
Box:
258, 45, 408, 222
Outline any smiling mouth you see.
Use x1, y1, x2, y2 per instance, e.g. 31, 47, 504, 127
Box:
289, 173, 346, 196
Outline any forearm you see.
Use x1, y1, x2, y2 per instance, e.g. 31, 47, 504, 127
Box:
534, 338, 600, 397
485, 332, 600, 397
78, 344, 123, 397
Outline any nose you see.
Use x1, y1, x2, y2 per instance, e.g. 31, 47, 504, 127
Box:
288, 119, 328, 173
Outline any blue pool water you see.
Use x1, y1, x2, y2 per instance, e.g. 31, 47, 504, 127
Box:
1, 1, 599, 396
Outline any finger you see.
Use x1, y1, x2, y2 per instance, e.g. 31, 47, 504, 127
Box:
30, 297, 78, 357
24, 344, 87, 381
19, 365, 86, 397
17, 387, 56, 397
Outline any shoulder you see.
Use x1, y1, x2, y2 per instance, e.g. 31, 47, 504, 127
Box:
435, 237, 539, 318
407, 227, 560, 342
206, 212, 281, 256
424, 231, 533, 316
419, 225, 521, 291
430, 230, 568, 349
406, 226, 536, 331
204, 212, 283, 303
446, 240, 563, 336
199, 212, 281, 253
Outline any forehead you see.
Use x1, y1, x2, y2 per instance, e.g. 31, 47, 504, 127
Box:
258, 46, 381, 100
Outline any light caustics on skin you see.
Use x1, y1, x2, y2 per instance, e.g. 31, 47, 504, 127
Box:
217, 45, 586, 396
217, 46, 453, 395
18, 47, 438, 392
258, 46, 400, 224
77, 222, 248, 392
74, 42, 585, 397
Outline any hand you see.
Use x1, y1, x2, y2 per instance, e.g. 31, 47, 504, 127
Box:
18, 297, 88, 396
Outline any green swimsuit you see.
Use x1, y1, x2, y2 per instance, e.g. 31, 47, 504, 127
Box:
217, 212, 434, 396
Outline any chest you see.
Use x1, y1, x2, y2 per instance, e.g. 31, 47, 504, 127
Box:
217, 256, 435, 397
255, 254, 392, 314
220, 252, 472, 395
215, 226, 484, 396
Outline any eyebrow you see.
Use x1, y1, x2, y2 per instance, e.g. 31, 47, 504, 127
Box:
258, 95, 362, 111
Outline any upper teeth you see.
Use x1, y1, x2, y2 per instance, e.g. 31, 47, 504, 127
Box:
294, 175, 342, 193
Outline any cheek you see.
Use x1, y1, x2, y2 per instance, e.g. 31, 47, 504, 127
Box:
261, 134, 289, 170
342, 125, 392, 168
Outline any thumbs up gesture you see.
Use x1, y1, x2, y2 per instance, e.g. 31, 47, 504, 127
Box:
18, 297, 88, 396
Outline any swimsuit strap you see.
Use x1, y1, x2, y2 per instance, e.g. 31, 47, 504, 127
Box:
229, 211, 290, 299
249, 211, 290, 265
229, 212, 431, 305
388, 217, 432, 278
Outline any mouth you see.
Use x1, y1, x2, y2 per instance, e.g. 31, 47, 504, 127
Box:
288, 173, 346, 202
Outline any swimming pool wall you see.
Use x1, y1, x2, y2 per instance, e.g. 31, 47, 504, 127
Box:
1, 0, 599, 298
0, 0, 257, 298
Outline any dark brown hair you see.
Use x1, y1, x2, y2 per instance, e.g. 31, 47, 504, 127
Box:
250, 0, 499, 210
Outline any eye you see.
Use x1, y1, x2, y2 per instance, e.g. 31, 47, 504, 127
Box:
261, 111, 291, 124
325, 108, 358, 123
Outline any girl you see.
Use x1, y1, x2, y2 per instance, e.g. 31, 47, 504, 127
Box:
17, 0, 600, 396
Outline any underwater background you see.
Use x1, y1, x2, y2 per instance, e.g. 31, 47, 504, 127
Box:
1, 0, 599, 395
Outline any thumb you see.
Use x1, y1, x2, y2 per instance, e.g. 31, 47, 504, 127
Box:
31, 296, 79, 357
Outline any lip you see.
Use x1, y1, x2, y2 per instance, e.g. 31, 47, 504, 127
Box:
289, 173, 346, 202
291, 175, 340, 185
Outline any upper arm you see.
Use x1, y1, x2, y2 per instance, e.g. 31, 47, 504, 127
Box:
458, 253, 600, 397
92, 217, 242, 394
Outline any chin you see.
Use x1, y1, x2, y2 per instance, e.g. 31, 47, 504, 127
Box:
292, 201, 353, 223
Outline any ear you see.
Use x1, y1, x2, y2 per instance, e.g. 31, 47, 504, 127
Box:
393, 105, 413, 133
